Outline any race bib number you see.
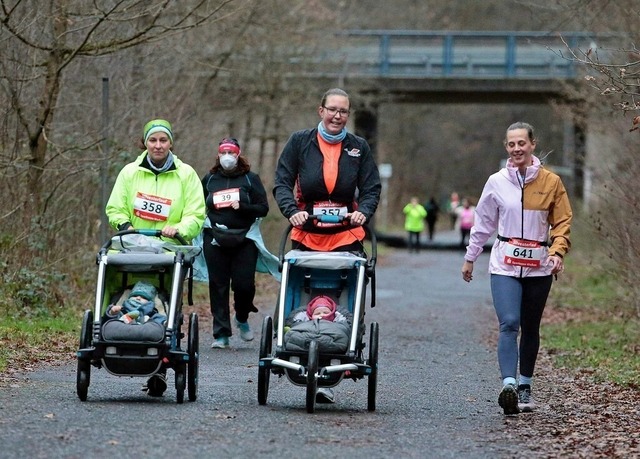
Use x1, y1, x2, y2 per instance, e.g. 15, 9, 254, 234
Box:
503, 238, 545, 268
312, 201, 348, 227
213, 188, 240, 209
312, 202, 347, 217
133, 192, 171, 222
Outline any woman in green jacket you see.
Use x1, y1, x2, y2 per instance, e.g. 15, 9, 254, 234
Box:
106, 119, 205, 397
106, 119, 205, 242
403, 196, 427, 253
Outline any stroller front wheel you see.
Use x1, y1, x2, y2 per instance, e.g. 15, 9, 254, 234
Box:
305, 340, 319, 413
76, 310, 93, 401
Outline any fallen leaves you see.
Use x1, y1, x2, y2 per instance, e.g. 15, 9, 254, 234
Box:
487, 351, 640, 457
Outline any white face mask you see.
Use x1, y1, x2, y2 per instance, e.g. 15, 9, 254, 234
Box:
219, 153, 238, 170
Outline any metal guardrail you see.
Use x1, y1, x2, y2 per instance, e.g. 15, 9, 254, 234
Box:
330, 30, 602, 79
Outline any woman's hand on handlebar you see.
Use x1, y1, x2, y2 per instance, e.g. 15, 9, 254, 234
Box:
346, 211, 366, 226
161, 226, 179, 238
289, 211, 309, 227
289, 211, 366, 227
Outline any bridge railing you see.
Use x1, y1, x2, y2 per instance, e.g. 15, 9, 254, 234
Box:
330, 30, 601, 79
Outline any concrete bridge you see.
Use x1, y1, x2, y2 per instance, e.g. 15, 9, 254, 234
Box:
291, 30, 616, 200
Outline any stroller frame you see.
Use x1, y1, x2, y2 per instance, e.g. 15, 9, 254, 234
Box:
76, 229, 200, 404
258, 216, 379, 413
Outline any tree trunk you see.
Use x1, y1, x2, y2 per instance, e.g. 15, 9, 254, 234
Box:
26, 2, 67, 217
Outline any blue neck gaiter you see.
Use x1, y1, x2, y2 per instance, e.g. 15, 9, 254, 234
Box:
317, 122, 347, 144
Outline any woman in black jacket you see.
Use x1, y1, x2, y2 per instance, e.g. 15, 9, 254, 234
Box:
201, 138, 269, 349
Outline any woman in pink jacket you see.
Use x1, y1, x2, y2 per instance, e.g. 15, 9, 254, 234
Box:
461, 122, 572, 415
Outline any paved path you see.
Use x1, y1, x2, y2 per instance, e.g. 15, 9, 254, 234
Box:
376, 228, 495, 251
0, 248, 517, 459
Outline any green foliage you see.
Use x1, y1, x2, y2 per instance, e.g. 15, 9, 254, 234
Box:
0, 264, 68, 319
0, 313, 78, 373
544, 319, 640, 387
544, 218, 640, 388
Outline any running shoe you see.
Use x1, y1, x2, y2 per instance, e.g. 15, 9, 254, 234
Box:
498, 383, 519, 415
316, 388, 335, 404
211, 336, 230, 349
234, 316, 254, 341
145, 373, 167, 397
518, 384, 536, 412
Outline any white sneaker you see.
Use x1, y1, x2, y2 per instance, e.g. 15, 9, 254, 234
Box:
234, 316, 254, 341
211, 337, 229, 349
316, 388, 335, 403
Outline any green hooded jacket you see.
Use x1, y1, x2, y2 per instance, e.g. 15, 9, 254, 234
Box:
403, 202, 427, 233
106, 151, 205, 241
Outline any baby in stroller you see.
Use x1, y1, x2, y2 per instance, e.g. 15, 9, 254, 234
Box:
286, 295, 350, 324
105, 281, 167, 325
284, 295, 353, 354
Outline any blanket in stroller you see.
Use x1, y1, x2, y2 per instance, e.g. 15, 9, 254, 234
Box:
283, 306, 352, 353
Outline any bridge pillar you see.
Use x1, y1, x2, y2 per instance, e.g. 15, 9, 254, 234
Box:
354, 105, 379, 160
354, 105, 379, 228
562, 118, 586, 202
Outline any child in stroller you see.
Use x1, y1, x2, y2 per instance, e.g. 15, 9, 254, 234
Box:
283, 295, 353, 354
287, 295, 350, 324
257, 240, 379, 413
105, 281, 167, 325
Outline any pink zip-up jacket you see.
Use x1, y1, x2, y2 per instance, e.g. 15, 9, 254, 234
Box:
464, 155, 572, 277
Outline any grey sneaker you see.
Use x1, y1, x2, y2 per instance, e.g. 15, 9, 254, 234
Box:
316, 388, 335, 404
518, 384, 536, 412
234, 316, 254, 341
211, 336, 229, 349
498, 383, 519, 415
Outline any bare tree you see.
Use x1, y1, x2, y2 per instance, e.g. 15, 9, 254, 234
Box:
0, 0, 242, 220
544, 3, 640, 315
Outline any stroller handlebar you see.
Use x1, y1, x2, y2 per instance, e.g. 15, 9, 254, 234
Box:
277, 214, 377, 274
100, 229, 189, 252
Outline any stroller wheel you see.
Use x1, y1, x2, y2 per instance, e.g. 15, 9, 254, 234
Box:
175, 369, 185, 404
77, 366, 90, 402
187, 313, 199, 402
305, 340, 319, 413
76, 310, 93, 401
367, 322, 379, 412
258, 316, 272, 405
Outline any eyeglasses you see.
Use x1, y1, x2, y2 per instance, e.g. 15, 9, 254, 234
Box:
322, 106, 350, 117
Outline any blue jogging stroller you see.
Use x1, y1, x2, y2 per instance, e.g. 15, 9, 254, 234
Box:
258, 215, 379, 413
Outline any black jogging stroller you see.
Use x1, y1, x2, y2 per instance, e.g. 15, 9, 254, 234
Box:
257, 215, 379, 413
76, 229, 200, 403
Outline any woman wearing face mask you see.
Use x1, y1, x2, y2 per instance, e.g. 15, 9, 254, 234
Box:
201, 138, 269, 349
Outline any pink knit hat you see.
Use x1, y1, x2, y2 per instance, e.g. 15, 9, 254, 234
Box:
306, 295, 337, 321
